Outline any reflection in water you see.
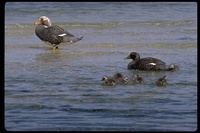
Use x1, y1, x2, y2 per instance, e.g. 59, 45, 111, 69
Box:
35, 50, 69, 63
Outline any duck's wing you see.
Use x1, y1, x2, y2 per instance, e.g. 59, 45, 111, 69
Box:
48, 26, 84, 44
135, 57, 166, 70
50, 26, 75, 37
37, 25, 84, 44
35, 25, 67, 44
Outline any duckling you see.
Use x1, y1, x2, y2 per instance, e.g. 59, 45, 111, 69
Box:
134, 74, 143, 83
124, 52, 166, 71
113, 73, 129, 84
101, 76, 116, 86
156, 76, 167, 86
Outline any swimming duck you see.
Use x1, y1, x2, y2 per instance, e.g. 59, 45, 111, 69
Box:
134, 74, 143, 83
124, 52, 166, 71
101, 76, 116, 86
113, 73, 130, 84
156, 76, 167, 86
34, 16, 84, 50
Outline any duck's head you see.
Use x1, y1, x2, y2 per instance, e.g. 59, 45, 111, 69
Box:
124, 52, 140, 61
135, 74, 140, 78
135, 74, 142, 80
123, 76, 129, 83
34, 16, 51, 26
135, 74, 143, 83
158, 76, 167, 83
156, 76, 167, 86
101, 76, 108, 81
101, 76, 116, 86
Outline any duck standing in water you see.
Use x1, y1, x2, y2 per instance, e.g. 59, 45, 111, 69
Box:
156, 76, 167, 86
124, 52, 166, 71
34, 16, 83, 50
101, 76, 116, 86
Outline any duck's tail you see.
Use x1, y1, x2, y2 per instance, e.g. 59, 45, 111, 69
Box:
63, 36, 84, 44
165, 64, 179, 71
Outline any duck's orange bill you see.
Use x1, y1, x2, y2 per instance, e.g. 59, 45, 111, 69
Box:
34, 20, 41, 25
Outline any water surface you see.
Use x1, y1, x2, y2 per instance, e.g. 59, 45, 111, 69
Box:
5, 2, 197, 131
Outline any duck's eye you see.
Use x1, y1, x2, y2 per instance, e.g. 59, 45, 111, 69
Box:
102, 76, 107, 81
130, 54, 136, 59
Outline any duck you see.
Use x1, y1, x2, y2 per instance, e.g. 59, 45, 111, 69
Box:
113, 73, 130, 84
34, 16, 84, 50
156, 76, 167, 86
134, 74, 143, 83
101, 76, 116, 86
124, 52, 166, 71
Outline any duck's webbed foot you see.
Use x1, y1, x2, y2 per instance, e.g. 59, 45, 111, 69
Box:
52, 45, 59, 50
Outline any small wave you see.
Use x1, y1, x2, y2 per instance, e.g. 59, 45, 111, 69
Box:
139, 20, 194, 26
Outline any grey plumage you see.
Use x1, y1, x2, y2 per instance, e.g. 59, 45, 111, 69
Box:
34, 16, 83, 49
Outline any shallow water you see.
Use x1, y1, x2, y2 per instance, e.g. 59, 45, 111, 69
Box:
5, 2, 197, 131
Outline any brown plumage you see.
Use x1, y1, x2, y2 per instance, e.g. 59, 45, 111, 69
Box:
156, 76, 167, 86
